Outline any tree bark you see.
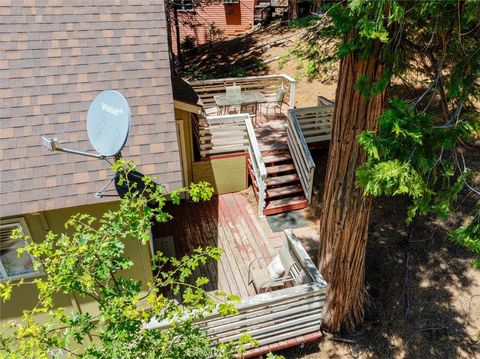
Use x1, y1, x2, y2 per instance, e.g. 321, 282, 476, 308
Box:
289, 0, 299, 19
318, 39, 386, 332
312, 0, 323, 14
164, 1, 176, 74
172, 7, 183, 69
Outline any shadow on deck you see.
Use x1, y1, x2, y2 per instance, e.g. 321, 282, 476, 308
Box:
151, 192, 278, 298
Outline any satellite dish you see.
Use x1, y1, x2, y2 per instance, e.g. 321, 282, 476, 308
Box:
41, 89, 133, 199
87, 90, 131, 157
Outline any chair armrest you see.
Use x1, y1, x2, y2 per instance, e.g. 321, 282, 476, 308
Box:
255, 273, 295, 292
247, 255, 275, 283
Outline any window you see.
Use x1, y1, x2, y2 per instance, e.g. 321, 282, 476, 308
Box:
173, 0, 194, 11
224, 0, 240, 3
0, 220, 41, 281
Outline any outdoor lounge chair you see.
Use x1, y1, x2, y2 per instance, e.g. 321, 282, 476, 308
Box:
247, 241, 297, 293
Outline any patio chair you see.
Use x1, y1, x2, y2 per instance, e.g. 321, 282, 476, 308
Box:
223, 85, 242, 114
265, 87, 286, 116
247, 241, 297, 293
225, 85, 241, 97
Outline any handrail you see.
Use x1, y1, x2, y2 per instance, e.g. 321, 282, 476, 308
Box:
288, 110, 315, 170
244, 115, 267, 217
244, 116, 267, 180
287, 109, 316, 203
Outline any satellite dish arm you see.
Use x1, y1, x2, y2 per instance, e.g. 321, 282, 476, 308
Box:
42, 136, 105, 159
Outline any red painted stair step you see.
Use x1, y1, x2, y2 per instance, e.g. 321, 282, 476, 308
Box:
266, 184, 303, 199
266, 163, 296, 175
264, 196, 308, 216
263, 153, 292, 164
265, 174, 300, 186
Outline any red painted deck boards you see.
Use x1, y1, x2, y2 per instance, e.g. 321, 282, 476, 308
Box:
151, 192, 274, 299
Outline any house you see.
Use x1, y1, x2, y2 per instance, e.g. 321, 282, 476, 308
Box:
1, 0, 332, 356
0, 0, 181, 326
168, 0, 289, 53
169, 0, 254, 53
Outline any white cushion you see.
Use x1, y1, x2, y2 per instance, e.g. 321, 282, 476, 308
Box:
267, 255, 285, 279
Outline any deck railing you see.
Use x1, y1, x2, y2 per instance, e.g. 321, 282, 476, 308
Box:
145, 230, 328, 357
195, 113, 267, 217
292, 104, 334, 144
245, 115, 267, 218
196, 114, 249, 157
190, 74, 296, 110
287, 109, 316, 203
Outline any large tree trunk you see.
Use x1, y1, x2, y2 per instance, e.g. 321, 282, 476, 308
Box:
312, 0, 323, 14
289, 0, 299, 19
318, 39, 386, 332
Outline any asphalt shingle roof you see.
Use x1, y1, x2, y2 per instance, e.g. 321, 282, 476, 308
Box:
0, 0, 182, 218
171, 76, 201, 107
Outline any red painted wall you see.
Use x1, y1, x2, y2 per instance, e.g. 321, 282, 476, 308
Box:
171, 1, 255, 53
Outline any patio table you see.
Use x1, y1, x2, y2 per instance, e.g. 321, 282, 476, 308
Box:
214, 92, 267, 125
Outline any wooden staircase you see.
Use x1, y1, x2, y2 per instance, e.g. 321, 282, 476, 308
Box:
248, 123, 308, 216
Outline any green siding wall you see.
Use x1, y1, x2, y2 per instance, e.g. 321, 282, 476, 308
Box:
0, 202, 153, 330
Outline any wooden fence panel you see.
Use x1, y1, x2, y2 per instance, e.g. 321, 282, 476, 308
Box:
198, 114, 249, 157
293, 105, 334, 144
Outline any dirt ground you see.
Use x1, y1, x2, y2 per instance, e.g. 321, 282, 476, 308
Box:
181, 23, 480, 359
279, 148, 480, 359
180, 22, 337, 108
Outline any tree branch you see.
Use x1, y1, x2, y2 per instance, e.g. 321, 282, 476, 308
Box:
406, 326, 449, 344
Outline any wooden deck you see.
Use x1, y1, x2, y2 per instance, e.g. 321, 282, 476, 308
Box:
149, 192, 327, 356
151, 192, 287, 297
146, 225, 327, 357
254, 111, 289, 151
203, 106, 290, 151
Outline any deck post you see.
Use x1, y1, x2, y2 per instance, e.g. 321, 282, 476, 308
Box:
277, 74, 296, 109
289, 79, 295, 109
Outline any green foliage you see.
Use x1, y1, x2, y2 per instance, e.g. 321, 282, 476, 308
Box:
308, 0, 480, 264
287, 37, 338, 83
180, 35, 197, 53
356, 159, 426, 199
181, 63, 212, 81
289, 15, 322, 28
0, 161, 257, 358
356, 97, 480, 262
227, 66, 247, 78
277, 52, 291, 70
449, 204, 480, 268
